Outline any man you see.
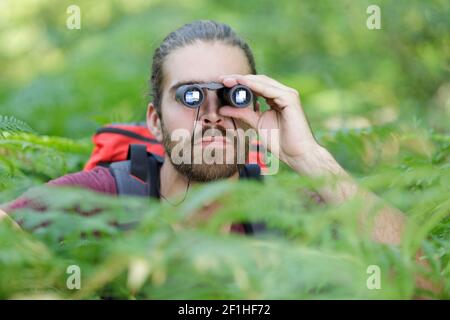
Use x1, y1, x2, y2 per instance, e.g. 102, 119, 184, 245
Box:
0, 20, 405, 244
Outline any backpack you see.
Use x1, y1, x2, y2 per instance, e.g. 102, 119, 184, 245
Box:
84, 122, 267, 235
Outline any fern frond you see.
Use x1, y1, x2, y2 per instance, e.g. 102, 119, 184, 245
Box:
0, 115, 35, 136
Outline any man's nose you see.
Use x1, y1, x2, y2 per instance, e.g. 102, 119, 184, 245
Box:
199, 91, 224, 126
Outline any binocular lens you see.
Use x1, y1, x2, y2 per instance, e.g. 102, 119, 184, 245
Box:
184, 88, 203, 107
229, 86, 251, 107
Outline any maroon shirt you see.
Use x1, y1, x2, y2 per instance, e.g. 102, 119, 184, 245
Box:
2, 166, 246, 233
2, 166, 117, 212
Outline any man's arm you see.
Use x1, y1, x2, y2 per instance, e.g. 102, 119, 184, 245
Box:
218, 74, 406, 244
211, 73, 438, 294
288, 144, 442, 296
287, 143, 406, 244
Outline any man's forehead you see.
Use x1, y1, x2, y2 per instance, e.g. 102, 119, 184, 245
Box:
163, 42, 251, 91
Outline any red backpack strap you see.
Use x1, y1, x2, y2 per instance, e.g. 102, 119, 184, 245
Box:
84, 122, 164, 171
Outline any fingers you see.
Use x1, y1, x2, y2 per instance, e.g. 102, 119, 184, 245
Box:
221, 76, 240, 87
219, 74, 299, 110
220, 74, 296, 94
218, 105, 260, 129
217, 74, 301, 128
220, 75, 281, 99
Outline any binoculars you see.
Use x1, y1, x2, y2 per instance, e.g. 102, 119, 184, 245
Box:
175, 82, 253, 108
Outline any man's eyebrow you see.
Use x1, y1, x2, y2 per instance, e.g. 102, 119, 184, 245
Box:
169, 80, 208, 94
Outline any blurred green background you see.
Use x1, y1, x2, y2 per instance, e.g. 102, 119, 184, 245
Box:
1, 0, 448, 138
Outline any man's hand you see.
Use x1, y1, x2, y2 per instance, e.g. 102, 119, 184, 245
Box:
218, 74, 320, 169
218, 74, 406, 245
218, 74, 354, 180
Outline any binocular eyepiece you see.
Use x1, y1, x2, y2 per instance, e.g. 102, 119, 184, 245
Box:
175, 82, 253, 109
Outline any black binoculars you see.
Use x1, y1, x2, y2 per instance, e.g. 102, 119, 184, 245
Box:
175, 82, 253, 108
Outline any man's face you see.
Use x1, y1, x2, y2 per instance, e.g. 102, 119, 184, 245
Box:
155, 41, 253, 182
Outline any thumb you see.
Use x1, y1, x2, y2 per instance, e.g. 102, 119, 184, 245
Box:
218, 106, 260, 129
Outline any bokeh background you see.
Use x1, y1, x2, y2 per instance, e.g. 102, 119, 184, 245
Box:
1, 0, 448, 137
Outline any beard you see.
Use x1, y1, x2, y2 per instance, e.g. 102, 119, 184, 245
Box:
161, 122, 250, 182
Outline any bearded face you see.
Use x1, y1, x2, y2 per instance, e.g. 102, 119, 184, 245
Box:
161, 120, 251, 182
147, 41, 256, 182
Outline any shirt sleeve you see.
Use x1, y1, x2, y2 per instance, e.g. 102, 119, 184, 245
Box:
47, 166, 117, 194
1, 166, 117, 213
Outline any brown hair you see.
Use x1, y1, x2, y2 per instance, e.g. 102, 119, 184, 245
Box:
149, 20, 257, 115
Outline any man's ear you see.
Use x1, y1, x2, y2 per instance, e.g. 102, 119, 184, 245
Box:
146, 102, 163, 142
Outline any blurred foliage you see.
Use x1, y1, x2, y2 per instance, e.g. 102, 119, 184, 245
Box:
0, 0, 449, 299
1, 0, 449, 136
